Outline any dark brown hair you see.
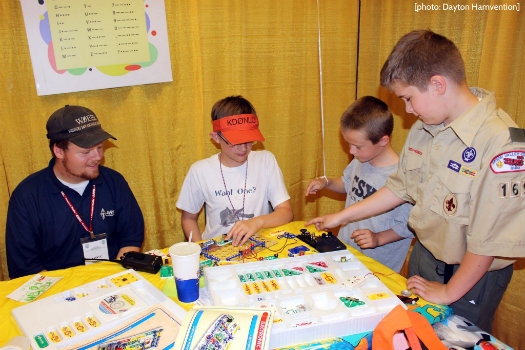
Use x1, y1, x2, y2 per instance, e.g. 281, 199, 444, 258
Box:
340, 96, 393, 144
49, 140, 69, 158
211, 95, 257, 121
380, 30, 466, 91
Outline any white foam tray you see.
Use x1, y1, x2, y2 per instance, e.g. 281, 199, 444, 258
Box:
203, 251, 406, 348
11, 269, 186, 350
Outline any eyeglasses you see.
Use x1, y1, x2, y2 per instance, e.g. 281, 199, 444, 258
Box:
217, 132, 256, 148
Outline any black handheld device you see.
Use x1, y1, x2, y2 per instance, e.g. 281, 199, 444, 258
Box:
295, 229, 346, 252
119, 251, 163, 274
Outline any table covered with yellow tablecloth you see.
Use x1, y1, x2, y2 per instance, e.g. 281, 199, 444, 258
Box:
0, 221, 451, 349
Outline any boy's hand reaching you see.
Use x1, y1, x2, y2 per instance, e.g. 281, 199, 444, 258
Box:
305, 177, 328, 196
305, 213, 343, 231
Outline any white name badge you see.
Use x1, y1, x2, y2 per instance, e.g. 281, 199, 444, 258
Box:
81, 233, 110, 264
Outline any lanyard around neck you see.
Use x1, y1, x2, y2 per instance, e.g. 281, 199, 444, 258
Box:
61, 185, 96, 239
218, 153, 248, 220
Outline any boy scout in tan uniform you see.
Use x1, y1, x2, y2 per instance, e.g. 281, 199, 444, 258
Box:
307, 30, 525, 332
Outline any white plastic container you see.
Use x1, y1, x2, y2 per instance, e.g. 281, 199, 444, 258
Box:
11, 270, 187, 350
203, 251, 406, 348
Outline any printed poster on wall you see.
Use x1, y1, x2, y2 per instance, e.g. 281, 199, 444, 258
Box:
20, 0, 172, 96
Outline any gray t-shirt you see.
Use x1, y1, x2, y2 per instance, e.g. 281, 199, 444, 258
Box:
339, 159, 413, 272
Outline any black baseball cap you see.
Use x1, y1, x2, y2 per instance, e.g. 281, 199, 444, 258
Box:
46, 105, 116, 148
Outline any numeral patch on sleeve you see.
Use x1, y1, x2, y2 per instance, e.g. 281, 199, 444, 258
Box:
498, 181, 525, 198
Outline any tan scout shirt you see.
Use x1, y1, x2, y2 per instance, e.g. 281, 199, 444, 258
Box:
386, 88, 525, 271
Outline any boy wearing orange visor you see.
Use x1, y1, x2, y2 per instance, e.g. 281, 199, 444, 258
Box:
177, 95, 293, 245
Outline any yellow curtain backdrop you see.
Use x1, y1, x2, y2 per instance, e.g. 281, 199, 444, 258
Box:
0, 0, 524, 347
358, 0, 525, 152
357, 2, 525, 349
0, 0, 359, 278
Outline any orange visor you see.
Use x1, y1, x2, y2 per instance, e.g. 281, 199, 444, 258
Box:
212, 114, 265, 145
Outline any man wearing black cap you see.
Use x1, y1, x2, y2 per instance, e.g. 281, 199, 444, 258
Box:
6, 105, 144, 279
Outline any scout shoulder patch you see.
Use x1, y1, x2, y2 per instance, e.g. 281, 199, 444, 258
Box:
490, 150, 525, 173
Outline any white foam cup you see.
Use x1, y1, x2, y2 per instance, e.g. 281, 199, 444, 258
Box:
168, 242, 201, 303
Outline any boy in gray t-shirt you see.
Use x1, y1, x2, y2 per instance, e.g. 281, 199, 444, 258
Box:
306, 96, 413, 272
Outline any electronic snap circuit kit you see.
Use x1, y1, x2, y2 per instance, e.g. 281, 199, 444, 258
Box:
10, 240, 405, 349
11, 269, 186, 350
203, 250, 407, 348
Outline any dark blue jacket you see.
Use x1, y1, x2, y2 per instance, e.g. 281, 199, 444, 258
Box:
6, 159, 144, 279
